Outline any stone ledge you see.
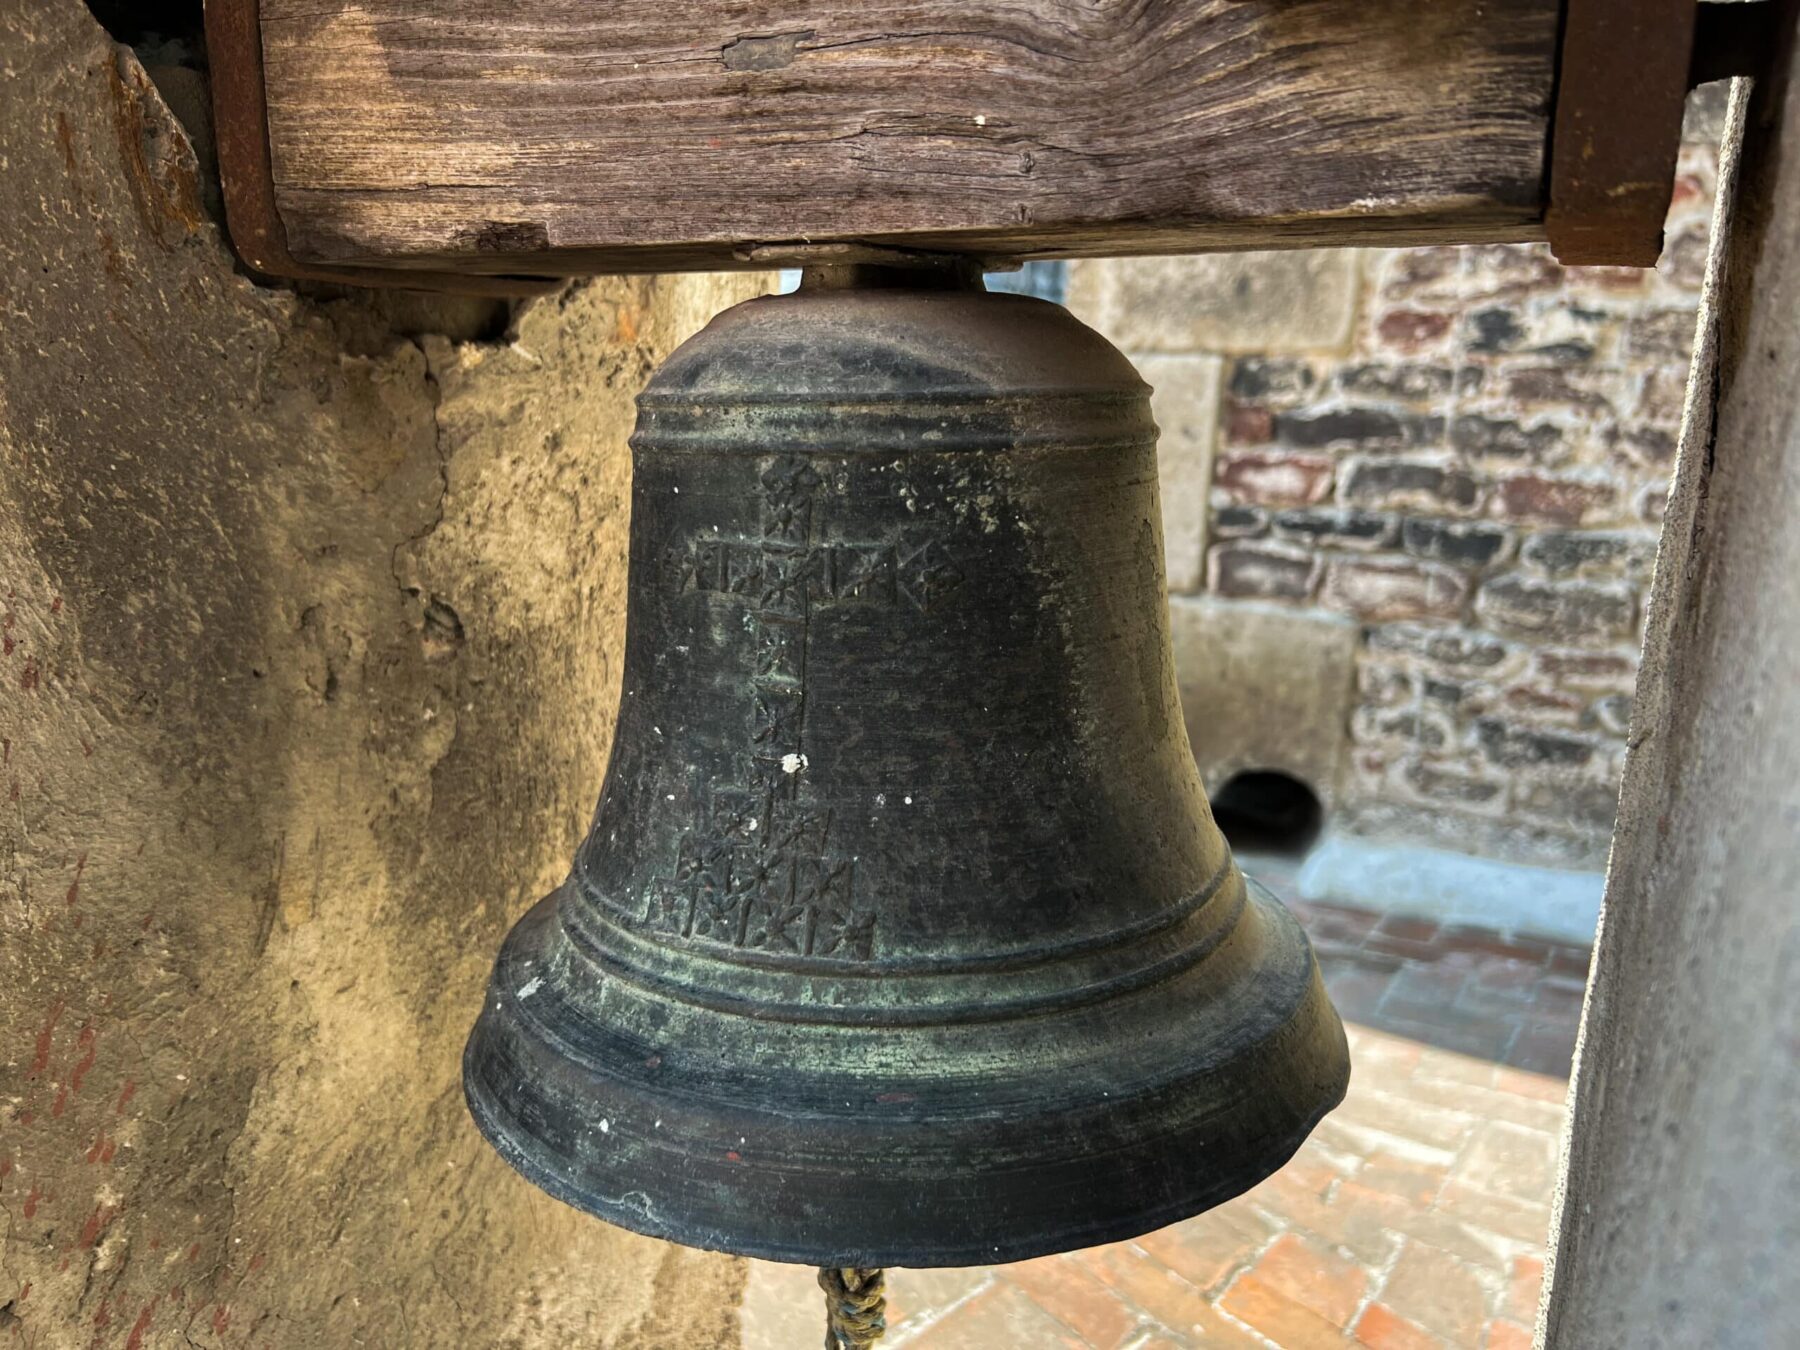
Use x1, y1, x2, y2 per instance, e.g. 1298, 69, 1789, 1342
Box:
1296, 834, 1604, 945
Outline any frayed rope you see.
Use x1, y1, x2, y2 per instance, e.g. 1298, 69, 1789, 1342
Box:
818, 1266, 886, 1349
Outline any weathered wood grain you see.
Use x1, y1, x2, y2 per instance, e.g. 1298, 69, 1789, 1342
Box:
206, 0, 562, 293
253, 0, 1563, 273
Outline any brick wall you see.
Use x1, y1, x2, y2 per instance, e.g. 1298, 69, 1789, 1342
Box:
1068, 88, 1725, 870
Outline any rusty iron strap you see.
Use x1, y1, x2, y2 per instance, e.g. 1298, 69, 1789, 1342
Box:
1546, 0, 1701, 266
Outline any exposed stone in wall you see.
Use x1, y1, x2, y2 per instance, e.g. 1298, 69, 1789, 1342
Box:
1068, 250, 1362, 353
0, 1, 763, 1343
1137, 355, 1223, 592
1170, 598, 1359, 810
1072, 88, 1728, 871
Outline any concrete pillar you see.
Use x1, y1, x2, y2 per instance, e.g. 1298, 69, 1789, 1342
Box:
1542, 33, 1800, 1349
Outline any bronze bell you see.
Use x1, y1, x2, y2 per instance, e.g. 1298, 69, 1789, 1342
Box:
463, 261, 1349, 1267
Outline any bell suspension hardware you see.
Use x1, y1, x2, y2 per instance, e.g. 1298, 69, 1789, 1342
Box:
461, 259, 1352, 1346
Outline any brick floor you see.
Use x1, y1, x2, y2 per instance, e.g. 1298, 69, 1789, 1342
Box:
742, 876, 1589, 1349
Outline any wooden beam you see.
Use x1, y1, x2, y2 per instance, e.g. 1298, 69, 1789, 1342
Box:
234, 0, 1563, 276
204, 0, 560, 294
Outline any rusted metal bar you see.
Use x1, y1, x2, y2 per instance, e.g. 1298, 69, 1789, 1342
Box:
1546, 0, 1700, 267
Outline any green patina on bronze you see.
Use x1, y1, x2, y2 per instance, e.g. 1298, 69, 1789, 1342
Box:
462, 264, 1350, 1267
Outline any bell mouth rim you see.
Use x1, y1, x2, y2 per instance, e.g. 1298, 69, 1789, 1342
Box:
461, 881, 1351, 1268
463, 1056, 1344, 1269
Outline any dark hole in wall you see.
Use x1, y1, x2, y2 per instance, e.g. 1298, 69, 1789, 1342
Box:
87, 0, 204, 48
1211, 770, 1324, 857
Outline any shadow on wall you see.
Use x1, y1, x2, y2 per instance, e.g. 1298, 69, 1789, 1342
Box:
85, 0, 202, 44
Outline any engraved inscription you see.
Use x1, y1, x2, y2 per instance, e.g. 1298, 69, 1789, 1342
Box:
667, 535, 963, 613
645, 781, 874, 962
649, 456, 900, 963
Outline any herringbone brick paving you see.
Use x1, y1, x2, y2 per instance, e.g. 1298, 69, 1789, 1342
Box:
742, 886, 1587, 1349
